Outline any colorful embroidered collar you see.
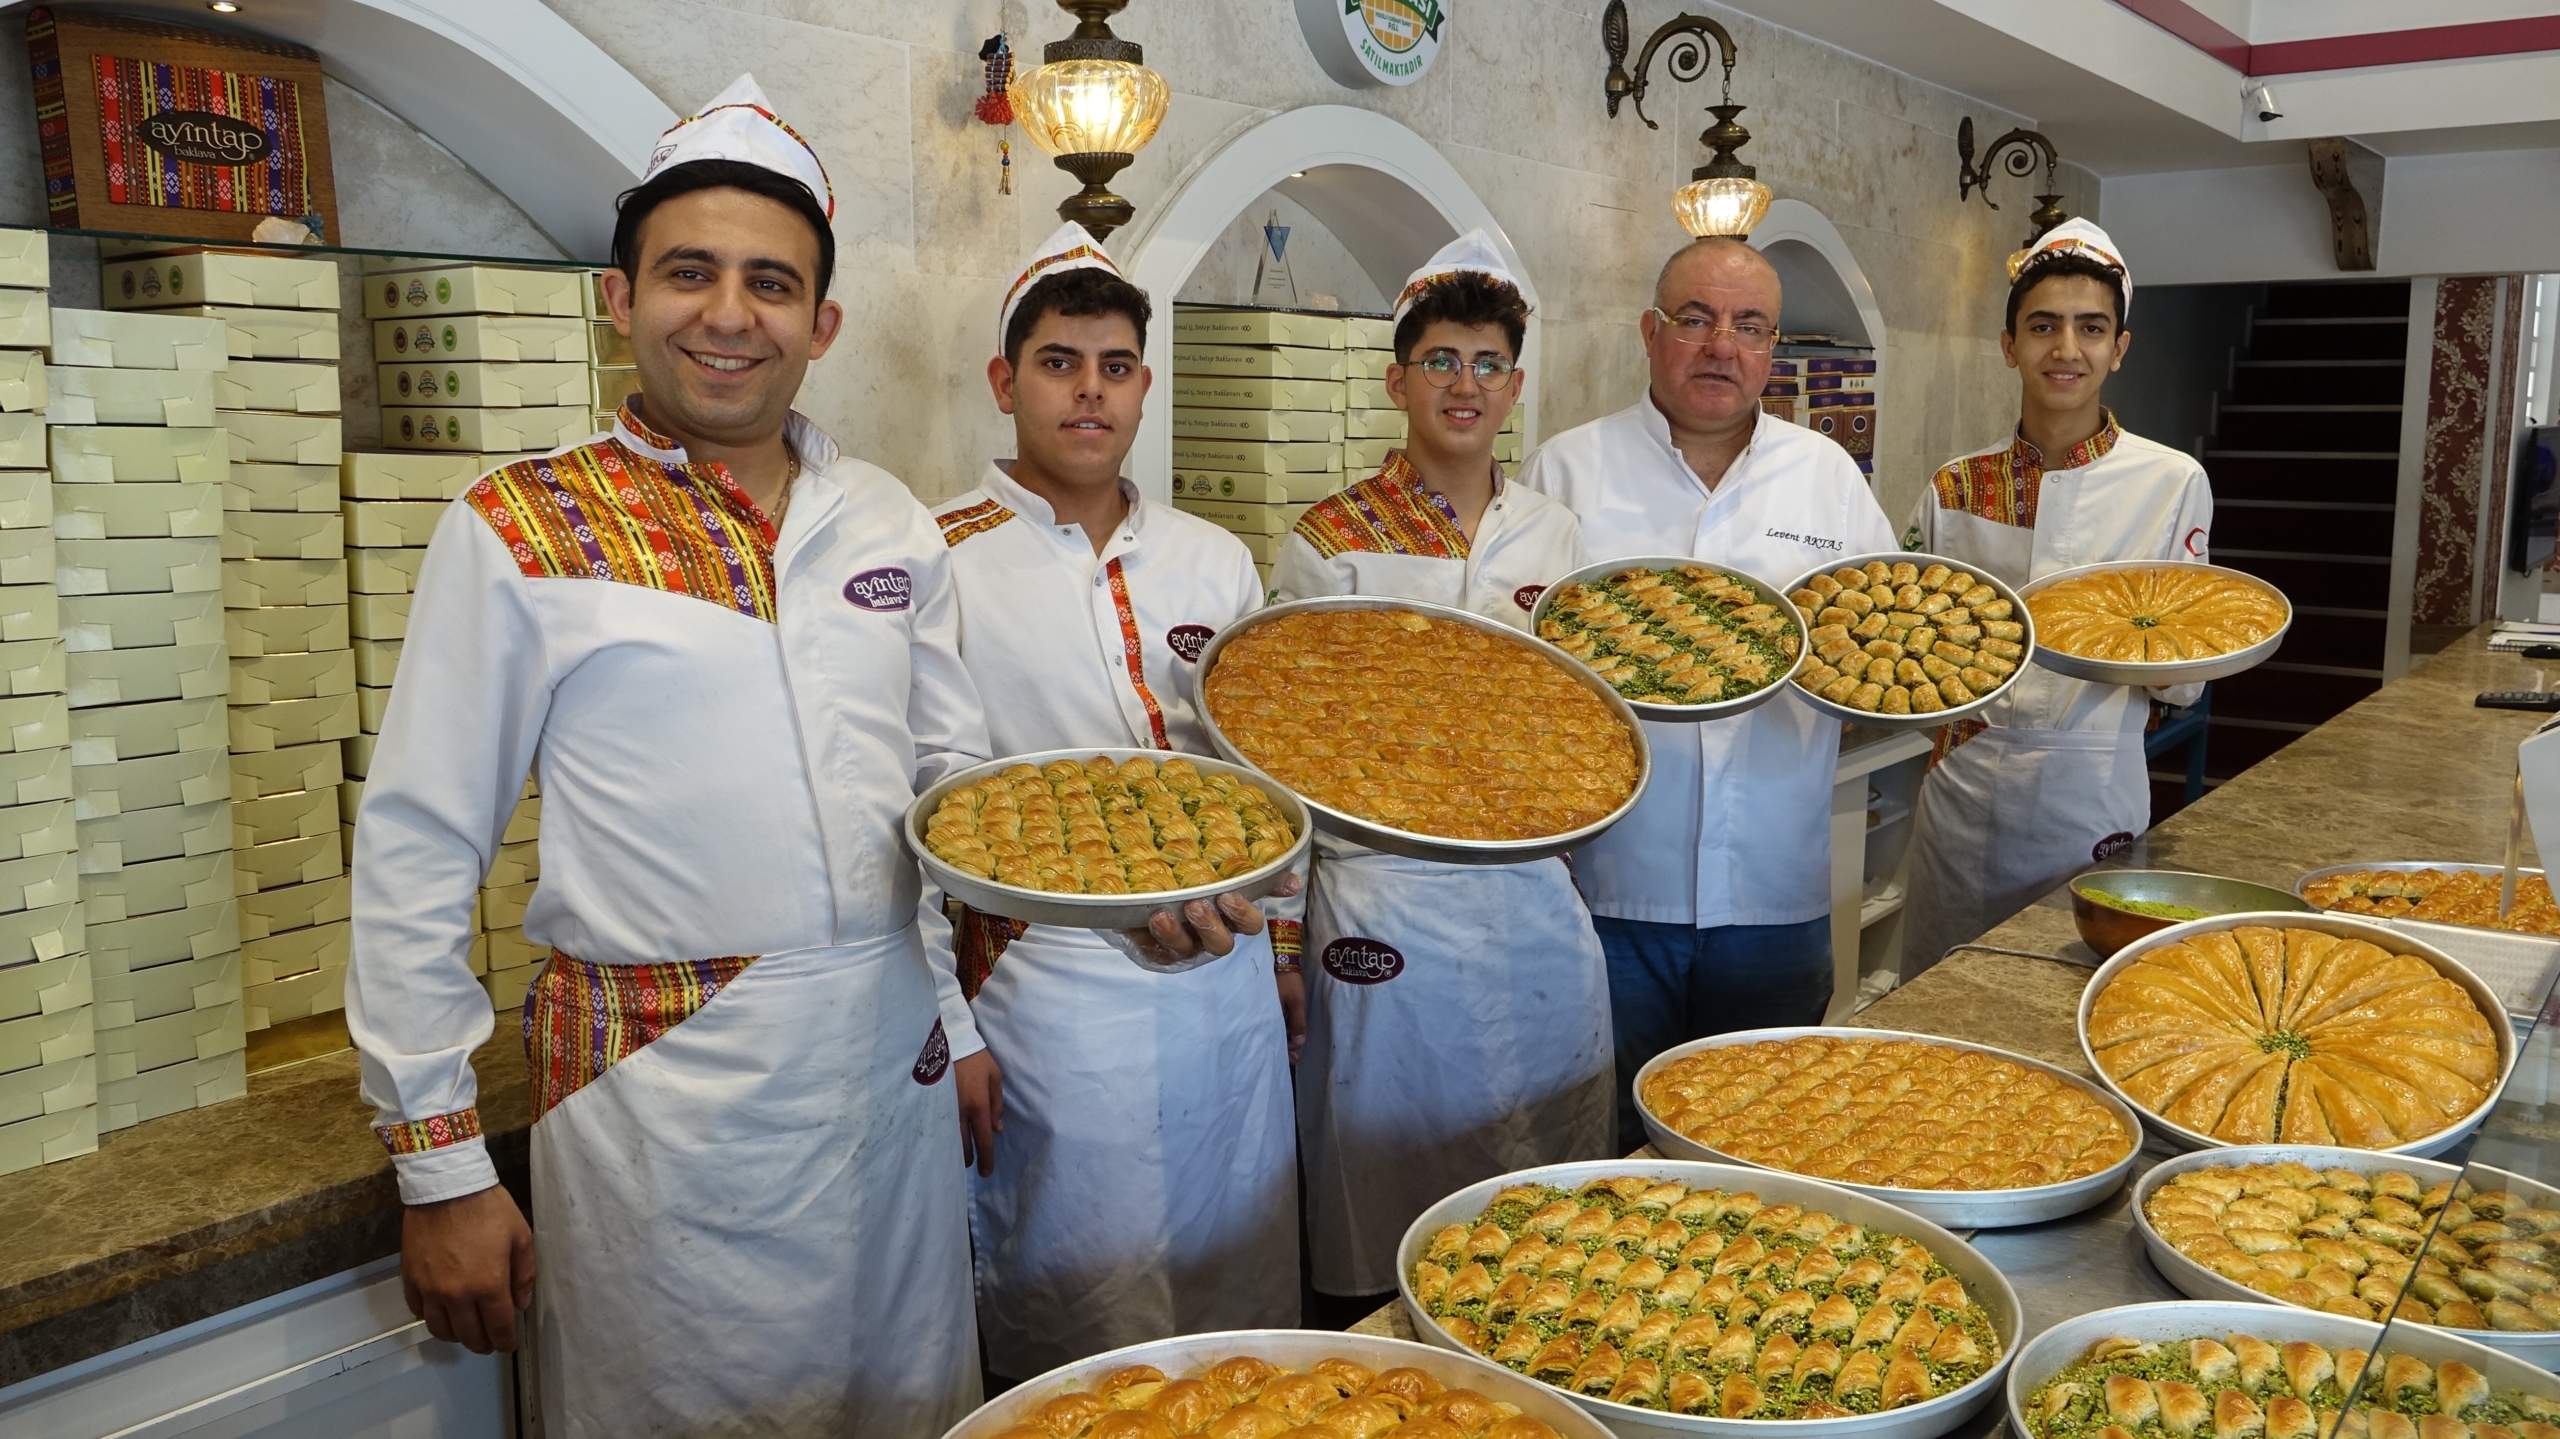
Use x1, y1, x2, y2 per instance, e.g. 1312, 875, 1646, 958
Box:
1929, 410, 2122, 530
1291, 450, 1484, 560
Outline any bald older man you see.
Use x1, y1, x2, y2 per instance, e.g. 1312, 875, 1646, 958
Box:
1521, 238, 1896, 1150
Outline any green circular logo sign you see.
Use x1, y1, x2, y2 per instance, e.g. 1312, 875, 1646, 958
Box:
440, 324, 457, 352
1220, 477, 1236, 497
445, 417, 461, 442
435, 278, 452, 304
166, 265, 184, 295
443, 370, 460, 397
1300, 0, 1443, 87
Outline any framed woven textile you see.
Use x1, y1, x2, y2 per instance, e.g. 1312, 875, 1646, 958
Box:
26, 7, 339, 244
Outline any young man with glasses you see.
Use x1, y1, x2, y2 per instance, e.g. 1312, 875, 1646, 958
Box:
1521, 236, 1896, 1153
1275, 232, 1613, 1312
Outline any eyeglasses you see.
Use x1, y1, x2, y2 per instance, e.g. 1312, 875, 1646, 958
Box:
1648, 307, 1777, 353
1399, 351, 1519, 388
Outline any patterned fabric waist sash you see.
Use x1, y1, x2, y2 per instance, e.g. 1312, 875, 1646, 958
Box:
525, 950, 757, 1121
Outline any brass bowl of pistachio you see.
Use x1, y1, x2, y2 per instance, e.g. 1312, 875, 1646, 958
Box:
2069, 871, 2316, 957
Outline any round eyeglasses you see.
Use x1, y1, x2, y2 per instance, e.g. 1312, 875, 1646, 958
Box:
1648, 307, 1777, 353
1401, 351, 1519, 388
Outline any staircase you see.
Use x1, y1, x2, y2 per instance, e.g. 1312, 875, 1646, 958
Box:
2149, 280, 2411, 820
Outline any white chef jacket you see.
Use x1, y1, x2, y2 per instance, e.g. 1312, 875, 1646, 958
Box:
1270, 450, 1585, 622
1520, 399, 1898, 927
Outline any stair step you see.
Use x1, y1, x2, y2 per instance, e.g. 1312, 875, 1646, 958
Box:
2231, 366, 2404, 404
2213, 407, 2403, 450
2204, 454, 2398, 505
2260, 281, 2412, 320
2269, 611, 2387, 670
2248, 323, 2409, 360
2212, 664, 2381, 726
2216, 554, 2394, 610
2212, 505, 2394, 555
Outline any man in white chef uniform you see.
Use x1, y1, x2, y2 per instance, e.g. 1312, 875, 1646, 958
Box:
927, 225, 1302, 1380
1521, 237, 1897, 1152
1273, 232, 1612, 1305
1900, 220, 2212, 973
344, 78, 992, 1437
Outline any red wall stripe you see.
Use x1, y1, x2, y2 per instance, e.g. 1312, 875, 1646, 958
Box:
2111, 0, 2250, 70
2111, 0, 2560, 77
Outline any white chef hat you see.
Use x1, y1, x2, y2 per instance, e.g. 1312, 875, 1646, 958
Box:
1391, 229, 1519, 324
997, 222, 1125, 358
2007, 217, 2130, 317
642, 74, 834, 221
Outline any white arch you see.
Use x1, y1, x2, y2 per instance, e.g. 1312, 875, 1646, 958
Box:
1750, 198, 1888, 361
1118, 105, 1537, 502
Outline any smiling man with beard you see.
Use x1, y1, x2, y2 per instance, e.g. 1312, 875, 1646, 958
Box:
1520, 236, 1896, 1152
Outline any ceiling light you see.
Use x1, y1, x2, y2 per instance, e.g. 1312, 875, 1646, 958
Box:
1601, 4, 1772, 239
207, 1, 241, 10
1009, 0, 1168, 241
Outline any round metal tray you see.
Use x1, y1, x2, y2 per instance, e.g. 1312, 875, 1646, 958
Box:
938, 1327, 1615, 1439
1780, 551, 2036, 732
2068, 869, 2315, 958
2130, 1146, 2560, 1367
2017, 559, 2291, 687
902, 746, 1314, 931
1525, 555, 1808, 723
1633, 1026, 2141, 1228
2075, 911, 2517, 1158
1193, 595, 1654, 866
2005, 1299, 2559, 1439
1396, 1158, 2024, 1439
2296, 859, 2550, 915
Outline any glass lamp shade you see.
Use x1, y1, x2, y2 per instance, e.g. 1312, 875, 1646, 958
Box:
1009, 57, 1169, 159
1674, 175, 1774, 238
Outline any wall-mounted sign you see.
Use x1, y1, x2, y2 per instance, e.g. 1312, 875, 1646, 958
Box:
1296, 0, 1444, 89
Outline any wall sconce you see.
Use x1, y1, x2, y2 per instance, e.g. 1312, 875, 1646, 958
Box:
1008, 0, 1169, 240
1601, 2, 1771, 240
1956, 118, 2070, 246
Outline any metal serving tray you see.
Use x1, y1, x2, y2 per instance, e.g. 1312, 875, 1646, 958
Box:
2017, 559, 2291, 688
2130, 1146, 2560, 1368
2075, 912, 2517, 1159
1396, 1158, 2025, 1439
902, 746, 1314, 931
1781, 551, 2036, 733
1194, 596, 1653, 866
938, 1328, 1616, 1439
1633, 1026, 2141, 1229
2294, 860, 2550, 914
2004, 1299, 2560, 1439
2294, 862, 2560, 1017
1525, 555, 1808, 723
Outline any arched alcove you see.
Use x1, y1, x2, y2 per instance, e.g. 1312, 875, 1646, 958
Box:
1751, 198, 1886, 370
1117, 105, 1537, 502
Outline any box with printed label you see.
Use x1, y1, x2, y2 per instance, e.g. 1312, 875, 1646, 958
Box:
1170, 469, 1338, 505
162, 306, 338, 362
377, 313, 588, 365
1807, 390, 1876, 463
226, 463, 338, 514
245, 965, 342, 1029
222, 510, 342, 561
226, 604, 349, 658
341, 450, 483, 501
69, 696, 224, 766
95, 1002, 245, 1079
0, 696, 69, 758
592, 369, 641, 412
1170, 439, 1342, 475
1346, 349, 1402, 381
1173, 498, 1314, 537
99, 1049, 245, 1130
224, 558, 346, 609
1348, 379, 1395, 410
96, 950, 237, 1029
242, 918, 346, 985
0, 850, 79, 915
47, 426, 226, 484
0, 1054, 91, 1126
0, 748, 70, 809
0, 352, 44, 413
347, 548, 425, 595
364, 266, 586, 321
1806, 356, 1878, 377
0, 415, 38, 470
0, 1106, 98, 1175
239, 875, 348, 941
75, 748, 229, 819
0, 1003, 93, 1080
1344, 315, 1394, 350
0, 229, 46, 291
212, 361, 339, 415
349, 637, 401, 688
105, 253, 338, 313
0, 586, 57, 644
0, 292, 45, 352
222, 412, 341, 466
56, 537, 223, 597
380, 361, 589, 410
0, 639, 64, 699
1171, 407, 1345, 444
232, 649, 355, 706
0, 473, 47, 530
383, 406, 588, 454
45, 310, 228, 371
1345, 409, 1407, 439
231, 743, 339, 805
1168, 376, 1345, 412
61, 591, 226, 653
348, 592, 409, 640
52, 482, 224, 541
81, 850, 233, 923
89, 904, 236, 974
232, 833, 339, 894
342, 500, 442, 549
77, 800, 228, 871
41, 368, 216, 427
0, 938, 81, 1013
1171, 345, 1346, 382
1170, 309, 1346, 349
230, 692, 357, 753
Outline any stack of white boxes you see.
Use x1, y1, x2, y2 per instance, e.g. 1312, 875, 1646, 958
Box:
587, 283, 637, 435
0, 229, 95, 1173
44, 292, 244, 1133
368, 260, 592, 464
1166, 308, 1347, 587
339, 450, 542, 1013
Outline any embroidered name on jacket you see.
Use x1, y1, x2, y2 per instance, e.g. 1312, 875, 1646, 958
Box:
465, 440, 778, 621
1292, 454, 1469, 560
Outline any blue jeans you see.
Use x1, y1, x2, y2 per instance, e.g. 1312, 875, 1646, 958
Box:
1594, 915, 1834, 1153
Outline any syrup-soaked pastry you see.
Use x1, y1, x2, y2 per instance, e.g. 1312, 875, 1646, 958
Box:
1412, 1175, 1999, 1417
1205, 607, 1641, 842
1640, 1034, 2133, 1192
2303, 869, 2560, 939
998, 1352, 1562, 1439
2028, 565, 2286, 665
1542, 565, 1802, 707
2089, 925, 2498, 1147
1789, 558, 2026, 714
924, 754, 1295, 895
2023, 1334, 2560, 1439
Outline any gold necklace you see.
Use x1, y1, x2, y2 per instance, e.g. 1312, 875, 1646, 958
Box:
770, 449, 801, 533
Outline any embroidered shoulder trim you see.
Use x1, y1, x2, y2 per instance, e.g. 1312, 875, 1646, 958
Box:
617, 396, 678, 452
523, 951, 757, 1121
1290, 456, 1468, 560
465, 439, 779, 622
377, 1107, 483, 1156
1269, 917, 1304, 961
937, 497, 1017, 547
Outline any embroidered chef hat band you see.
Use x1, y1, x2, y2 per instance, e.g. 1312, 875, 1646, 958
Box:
643, 74, 835, 221
2006, 218, 2131, 318
1392, 229, 1520, 324
998, 222, 1127, 359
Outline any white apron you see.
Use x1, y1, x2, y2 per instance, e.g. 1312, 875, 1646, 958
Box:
1275, 456, 1614, 1297
1898, 415, 2213, 970
530, 933, 977, 1439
